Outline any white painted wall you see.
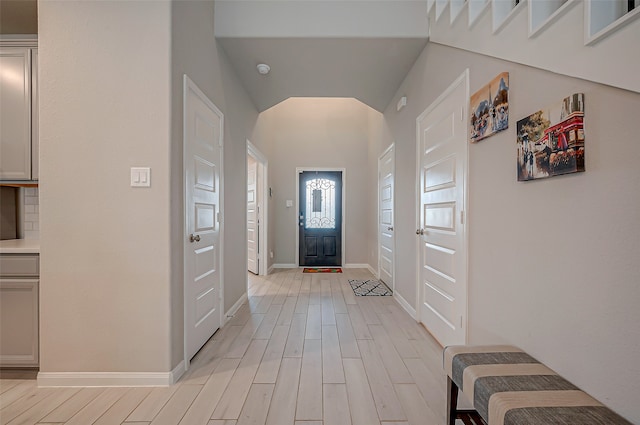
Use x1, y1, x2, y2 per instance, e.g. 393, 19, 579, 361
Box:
39, 1, 173, 372
384, 42, 640, 423
171, 1, 260, 367
255, 98, 377, 267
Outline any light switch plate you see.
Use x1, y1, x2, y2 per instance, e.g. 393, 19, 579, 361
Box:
131, 167, 151, 187
286, 200, 293, 208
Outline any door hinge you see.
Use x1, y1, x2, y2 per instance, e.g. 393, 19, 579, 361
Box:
217, 211, 221, 223
460, 211, 464, 224
460, 316, 463, 328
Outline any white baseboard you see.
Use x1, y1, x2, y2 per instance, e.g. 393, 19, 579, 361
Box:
394, 291, 416, 320
344, 263, 377, 277
344, 263, 369, 268
37, 360, 185, 388
272, 263, 297, 269
225, 292, 248, 324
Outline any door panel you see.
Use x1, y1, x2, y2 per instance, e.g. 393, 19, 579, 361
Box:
194, 158, 215, 190
305, 237, 318, 256
417, 72, 468, 347
299, 171, 342, 267
184, 76, 223, 362
323, 236, 337, 256
378, 146, 395, 287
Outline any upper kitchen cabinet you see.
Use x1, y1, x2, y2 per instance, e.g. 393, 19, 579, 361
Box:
0, 38, 38, 182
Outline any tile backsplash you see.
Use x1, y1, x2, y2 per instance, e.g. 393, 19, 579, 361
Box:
23, 187, 39, 240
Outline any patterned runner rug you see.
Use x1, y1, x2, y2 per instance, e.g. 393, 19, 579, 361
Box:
348, 279, 392, 296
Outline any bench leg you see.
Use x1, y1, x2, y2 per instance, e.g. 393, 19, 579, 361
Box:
447, 376, 486, 425
447, 376, 459, 425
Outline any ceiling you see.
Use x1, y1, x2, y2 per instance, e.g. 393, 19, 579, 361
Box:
214, 0, 430, 113
2, 0, 430, 113
217, 37, 427, 112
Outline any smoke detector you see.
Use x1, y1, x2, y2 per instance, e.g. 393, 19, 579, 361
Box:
256, 63, 271, 75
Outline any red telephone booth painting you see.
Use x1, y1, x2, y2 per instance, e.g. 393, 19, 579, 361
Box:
516, 93, 585, 181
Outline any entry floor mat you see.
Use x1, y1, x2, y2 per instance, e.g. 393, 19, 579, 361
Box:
303, 267, 343, 273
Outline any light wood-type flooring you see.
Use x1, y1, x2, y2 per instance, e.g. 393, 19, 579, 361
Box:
0, 268, 462, 425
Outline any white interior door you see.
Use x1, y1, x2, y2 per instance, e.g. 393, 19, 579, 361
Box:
416, 70, 468, 347
247, 156, 259, 274
378, 145, 395, 288
184, 75, 223, 362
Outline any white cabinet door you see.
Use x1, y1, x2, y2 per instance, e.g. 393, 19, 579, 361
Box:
0, 47, 32, 180
0, 279, 39, 367
31, 48, 39, 180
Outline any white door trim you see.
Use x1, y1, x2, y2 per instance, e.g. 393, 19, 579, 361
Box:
247, 140, 268, 276
415, 69, 470, 336
378, 143, 395, 291
295, 167, 346, 267
183, 74, 224, 371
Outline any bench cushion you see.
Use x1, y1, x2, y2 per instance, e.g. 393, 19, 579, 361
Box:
444, 345, 631, 425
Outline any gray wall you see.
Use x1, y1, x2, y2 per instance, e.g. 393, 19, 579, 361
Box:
366, 108, 388, 271
383, 42, 640, 423
39, 1, 173, 372
171, 0, 260, 368
38, 0, 260, 375
249, 114, 275, 270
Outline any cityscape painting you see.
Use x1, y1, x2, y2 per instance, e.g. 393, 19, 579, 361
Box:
517, 93, 585, 181
469, 72, 509, 143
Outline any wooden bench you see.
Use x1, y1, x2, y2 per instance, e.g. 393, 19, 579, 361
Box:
443, 345, 631, 425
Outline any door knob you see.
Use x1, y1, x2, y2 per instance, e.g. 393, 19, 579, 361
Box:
387, 226, 394, 231
416, 229, 424, 235
189, 234, 200, 243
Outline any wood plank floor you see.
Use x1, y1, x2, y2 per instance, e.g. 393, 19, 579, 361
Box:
0, 268, 462, 425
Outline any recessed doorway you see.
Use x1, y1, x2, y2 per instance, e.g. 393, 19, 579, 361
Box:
247, 141, 268, 276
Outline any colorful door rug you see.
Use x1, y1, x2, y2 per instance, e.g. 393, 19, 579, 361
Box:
348, 279, 392, 296
303, 267, 343, 273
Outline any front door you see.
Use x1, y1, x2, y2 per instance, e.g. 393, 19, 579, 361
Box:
184, 75, 223, 362
416, 70, 468, 347
378, 145, 395, 288
299, 170, 342, 267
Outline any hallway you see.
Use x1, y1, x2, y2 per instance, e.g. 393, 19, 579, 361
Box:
0, 268, 452, 425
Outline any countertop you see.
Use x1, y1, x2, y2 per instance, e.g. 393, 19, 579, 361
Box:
0, 239, 40, 254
